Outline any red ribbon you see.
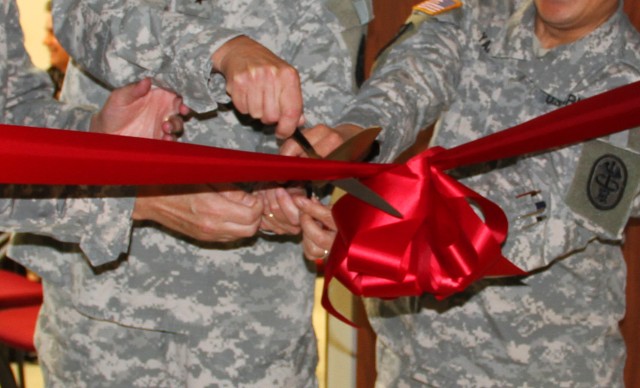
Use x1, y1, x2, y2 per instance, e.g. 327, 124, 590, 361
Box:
2, 81, 640, 325
1, 124, 388, 185
323, 80, 640, 324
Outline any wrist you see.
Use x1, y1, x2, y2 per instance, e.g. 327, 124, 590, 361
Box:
89, 114, 101, 134
211, 35, 249, 74
131, 186, 156, 221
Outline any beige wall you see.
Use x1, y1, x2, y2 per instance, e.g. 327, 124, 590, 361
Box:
17, 0, 49, 70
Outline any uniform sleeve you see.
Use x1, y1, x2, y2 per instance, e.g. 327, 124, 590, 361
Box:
0, 1, 134, 266
3, 0, 94, 130
337, 11, 464, 162
0, 186, 135, 266
53, 0, 242, 113
292, 2, 359, 127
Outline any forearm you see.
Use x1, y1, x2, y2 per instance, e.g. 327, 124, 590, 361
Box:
337, 16, 463, 163
53, 0, 241, 112
0, 185, 136, 266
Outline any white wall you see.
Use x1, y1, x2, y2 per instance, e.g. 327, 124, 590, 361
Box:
17, 0, 49, 70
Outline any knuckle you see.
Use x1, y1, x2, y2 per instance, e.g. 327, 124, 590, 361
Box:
279, 66, 300, 83
196, 220, 218, 240
261, 110, 279, 124
280, 104, 303, 122
231, 72, 251, 89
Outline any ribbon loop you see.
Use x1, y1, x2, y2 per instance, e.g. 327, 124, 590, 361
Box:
325, 150, 516, 324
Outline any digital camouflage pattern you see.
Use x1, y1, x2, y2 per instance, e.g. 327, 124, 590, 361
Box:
8, 0, 367, 386
0, 0, 136, 254
337, 0, 640, 386
0, 0, 92, 129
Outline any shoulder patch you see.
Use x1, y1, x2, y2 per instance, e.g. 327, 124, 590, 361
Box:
413, 0, 462, 16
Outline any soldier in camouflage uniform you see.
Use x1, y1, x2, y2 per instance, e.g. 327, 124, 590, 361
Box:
290, 0, 640, 386
7, 0, 370, 386
0, 0, 183, 237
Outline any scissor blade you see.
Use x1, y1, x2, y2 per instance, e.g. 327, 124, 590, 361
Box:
290, 128, 402, 218
333, 178, 403, 218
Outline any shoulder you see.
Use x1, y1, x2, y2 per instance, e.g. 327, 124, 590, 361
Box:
456, 0, 521, 21
417, 0, 522, 37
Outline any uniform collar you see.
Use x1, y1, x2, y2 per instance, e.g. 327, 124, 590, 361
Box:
488, 0, 625, 98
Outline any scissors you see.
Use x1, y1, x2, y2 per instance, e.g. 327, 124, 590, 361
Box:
291, 127, 402, 218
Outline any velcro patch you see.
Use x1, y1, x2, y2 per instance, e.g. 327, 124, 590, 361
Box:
567, 140, 640, 236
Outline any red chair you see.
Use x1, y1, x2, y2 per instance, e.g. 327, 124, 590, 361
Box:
0, 305, 40, 388
0, 269, 42, 388
0, 270, 42, 308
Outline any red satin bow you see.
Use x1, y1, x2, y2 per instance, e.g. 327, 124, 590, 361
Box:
324, 148, 524, 322
322, 80, 640, 324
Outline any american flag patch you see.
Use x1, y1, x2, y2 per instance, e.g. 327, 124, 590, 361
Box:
413, 0, 462, 16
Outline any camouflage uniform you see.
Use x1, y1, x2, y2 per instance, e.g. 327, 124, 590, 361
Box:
337, 0, 640, 386
0, 0, 136, 249
0, 0, 92, 129
8, 0, 366, 386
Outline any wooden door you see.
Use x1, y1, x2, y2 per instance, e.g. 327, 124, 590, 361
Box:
357, 2, 640, 387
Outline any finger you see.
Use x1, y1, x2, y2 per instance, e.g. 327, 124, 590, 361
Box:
229, 74, 250, 115
263, 189, 292, 229
295, 196, 336, 230
216, 183, 256, 205
259, 216, 273, 233
302, 238, 325, 261
279, 125, 331, 157
261, 68, 279, 125
275, 188, 301, 226
260, 213, 288, 235
246, 69, 265, 120
300, 213, 335, 260
260, 188, 302, 235
162, 115, 184, 137
216, 190, 264, 227
160, 133, 177, 142
179, 102, 191, 116
117, 78, 152, 105
217, 218, 263, 241
274, 68, 303, 139
261, 203, 301, 235
280, 136, 308, 157
226, 202, 264, 228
